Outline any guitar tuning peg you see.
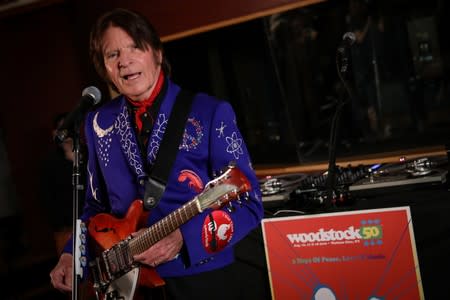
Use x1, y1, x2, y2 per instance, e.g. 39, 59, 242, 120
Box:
79, 255, 87, 267
244, 192, 250, 201
80, 222, 87, 232
226, 202, 235, 213
79, 232, 86, 244
221, 194, 229, 204
228, 160, 237, 168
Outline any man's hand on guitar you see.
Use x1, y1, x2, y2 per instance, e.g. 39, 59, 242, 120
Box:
50, 253, 73, 293
133, 228, 183, 267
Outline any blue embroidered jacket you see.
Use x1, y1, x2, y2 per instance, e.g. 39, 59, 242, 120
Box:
63, 79, 263, 277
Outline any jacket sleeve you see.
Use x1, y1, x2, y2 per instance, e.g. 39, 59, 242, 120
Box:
180, 100, 264, 265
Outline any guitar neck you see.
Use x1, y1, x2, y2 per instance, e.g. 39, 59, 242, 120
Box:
128, 197, 201, 256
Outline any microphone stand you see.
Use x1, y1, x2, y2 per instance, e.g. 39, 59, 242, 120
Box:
70, 122, 85, 300
324, 46, 354, 210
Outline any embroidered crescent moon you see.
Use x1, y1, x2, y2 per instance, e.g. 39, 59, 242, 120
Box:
93, 112, 114, 138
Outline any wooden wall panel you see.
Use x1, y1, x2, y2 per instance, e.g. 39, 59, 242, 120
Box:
90, 0, 326, 41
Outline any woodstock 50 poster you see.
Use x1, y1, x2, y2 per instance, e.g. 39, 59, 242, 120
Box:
262, 206, 424, 300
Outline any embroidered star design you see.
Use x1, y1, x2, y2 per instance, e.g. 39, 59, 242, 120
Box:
216, 121, 227, 138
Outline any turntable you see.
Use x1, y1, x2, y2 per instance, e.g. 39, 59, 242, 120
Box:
259, 173, 308, 207
349, 156, 448, 193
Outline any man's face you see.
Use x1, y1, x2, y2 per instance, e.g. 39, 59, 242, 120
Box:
102, 26, 162, 101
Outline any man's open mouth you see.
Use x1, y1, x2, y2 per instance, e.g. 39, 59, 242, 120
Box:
123, 72, 141, 80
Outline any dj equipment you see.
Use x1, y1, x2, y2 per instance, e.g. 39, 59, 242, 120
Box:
259, 155, 449, 210
259, 173, 307, 207
349, 156, 448, 195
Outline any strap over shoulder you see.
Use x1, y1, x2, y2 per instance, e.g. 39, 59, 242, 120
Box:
143, 89, 195, 210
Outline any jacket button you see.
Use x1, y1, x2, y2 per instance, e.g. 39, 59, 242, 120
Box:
139, 179, 145, 186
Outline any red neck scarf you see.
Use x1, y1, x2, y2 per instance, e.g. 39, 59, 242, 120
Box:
126, 70, 165, 132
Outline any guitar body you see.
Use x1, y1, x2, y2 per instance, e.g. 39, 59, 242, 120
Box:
85, 165, 251, 300
88, 200, 165, 299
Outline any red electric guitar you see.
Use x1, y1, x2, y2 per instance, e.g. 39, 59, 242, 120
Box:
86, 165, 251, 300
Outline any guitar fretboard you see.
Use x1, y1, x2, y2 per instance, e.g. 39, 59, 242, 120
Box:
128, 198, 201, 255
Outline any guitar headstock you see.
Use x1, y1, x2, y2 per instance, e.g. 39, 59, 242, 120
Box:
197, 164, 252, 211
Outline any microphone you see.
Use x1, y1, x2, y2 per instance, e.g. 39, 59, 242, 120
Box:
55, 86, 102, 143
337, 32, 356, 74
337, 31, 356, 54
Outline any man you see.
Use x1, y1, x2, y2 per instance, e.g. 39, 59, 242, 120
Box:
49, 8, 263, 299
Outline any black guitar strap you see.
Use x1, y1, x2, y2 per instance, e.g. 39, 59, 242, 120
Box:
143, 89, 194, 210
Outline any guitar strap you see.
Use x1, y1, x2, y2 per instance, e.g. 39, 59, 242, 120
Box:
143, 89, 194, 210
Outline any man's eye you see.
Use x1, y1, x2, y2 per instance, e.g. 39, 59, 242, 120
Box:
106, 52, 118, 59
130, 45, 139, 51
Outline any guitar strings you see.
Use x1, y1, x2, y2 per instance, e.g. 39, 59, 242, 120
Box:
105, 201, 201, 274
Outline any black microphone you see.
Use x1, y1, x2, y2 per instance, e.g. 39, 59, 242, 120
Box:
337, 31, 356, 54
337, 32, 356, 74
55, 86, 102, 143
